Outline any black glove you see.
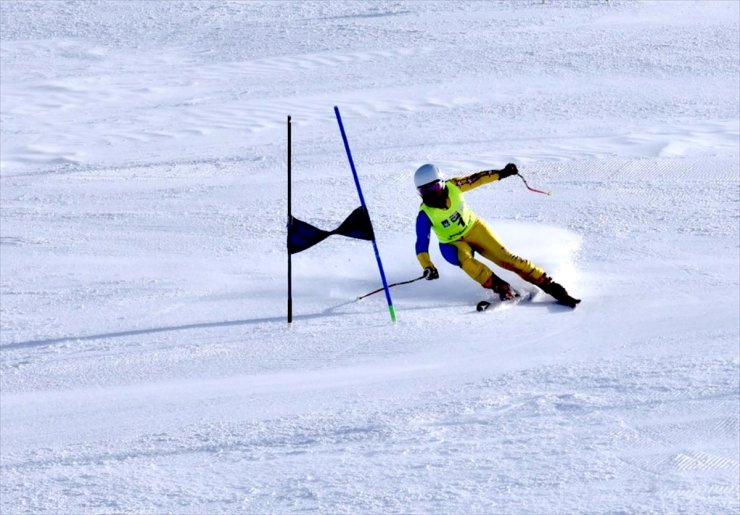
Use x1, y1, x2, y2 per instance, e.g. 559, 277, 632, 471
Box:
499, 163, 519, 179
423, 266, 439, 280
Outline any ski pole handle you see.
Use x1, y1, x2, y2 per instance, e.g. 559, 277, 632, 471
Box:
517, 172, 552, 196
357, 274, 425, 301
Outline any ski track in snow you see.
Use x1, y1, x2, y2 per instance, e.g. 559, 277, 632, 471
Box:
1, 1, 739, 513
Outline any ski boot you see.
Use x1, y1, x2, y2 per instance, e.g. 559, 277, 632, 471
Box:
537, 274, 581, 308
483, 273, 517, 301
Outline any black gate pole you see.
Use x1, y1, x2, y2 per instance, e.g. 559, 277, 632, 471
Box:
287, 115, 293, 325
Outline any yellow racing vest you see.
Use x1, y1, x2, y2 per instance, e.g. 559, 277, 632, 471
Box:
420, 182, 477, 243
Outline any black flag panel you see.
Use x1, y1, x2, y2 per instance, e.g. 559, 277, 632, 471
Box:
288, 206, 375, 254
287, 217, 331, 254
334, 205, 375, 241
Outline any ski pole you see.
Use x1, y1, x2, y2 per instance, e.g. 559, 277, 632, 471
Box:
357, 274, 425, 301
517, 172, 552, 196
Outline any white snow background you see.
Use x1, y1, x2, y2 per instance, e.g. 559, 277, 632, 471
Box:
1, 1, 738, 513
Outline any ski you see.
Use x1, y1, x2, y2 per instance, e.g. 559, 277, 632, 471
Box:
476, 289, 532, 311
476, 300, 494, 311
476, 291, 581, 311
559, 297, 581, 308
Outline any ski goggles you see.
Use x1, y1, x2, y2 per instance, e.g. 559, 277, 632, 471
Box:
417, 180, 444, 197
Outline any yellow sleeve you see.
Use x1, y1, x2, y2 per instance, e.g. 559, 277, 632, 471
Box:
450, 170, 503, 192
417, 251, 434, 269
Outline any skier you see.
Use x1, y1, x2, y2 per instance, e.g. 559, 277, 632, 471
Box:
414, 163, 581, 308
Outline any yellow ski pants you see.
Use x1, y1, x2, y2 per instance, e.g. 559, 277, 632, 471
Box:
440, 219, 545, 285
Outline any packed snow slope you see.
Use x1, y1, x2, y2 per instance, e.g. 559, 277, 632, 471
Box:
1, 1, 738, 513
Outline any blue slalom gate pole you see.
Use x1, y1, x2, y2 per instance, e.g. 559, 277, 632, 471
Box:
334, 106, 396, 322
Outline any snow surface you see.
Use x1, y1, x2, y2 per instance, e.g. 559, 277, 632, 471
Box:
1, 0, 738, 513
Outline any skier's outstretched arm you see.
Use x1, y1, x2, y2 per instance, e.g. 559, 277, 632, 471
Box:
451, 163, 519, 192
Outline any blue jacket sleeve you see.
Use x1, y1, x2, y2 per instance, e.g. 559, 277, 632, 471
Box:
415, 210, 432, 255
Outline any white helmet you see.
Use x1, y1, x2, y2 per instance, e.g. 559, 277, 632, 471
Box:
414, 163, 444, 188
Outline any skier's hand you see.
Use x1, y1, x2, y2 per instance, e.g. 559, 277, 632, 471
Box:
423, 266, 439, 280
499, 163, 518, 178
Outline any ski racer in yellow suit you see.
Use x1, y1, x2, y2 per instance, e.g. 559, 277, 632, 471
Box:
414, 163, 580, 307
